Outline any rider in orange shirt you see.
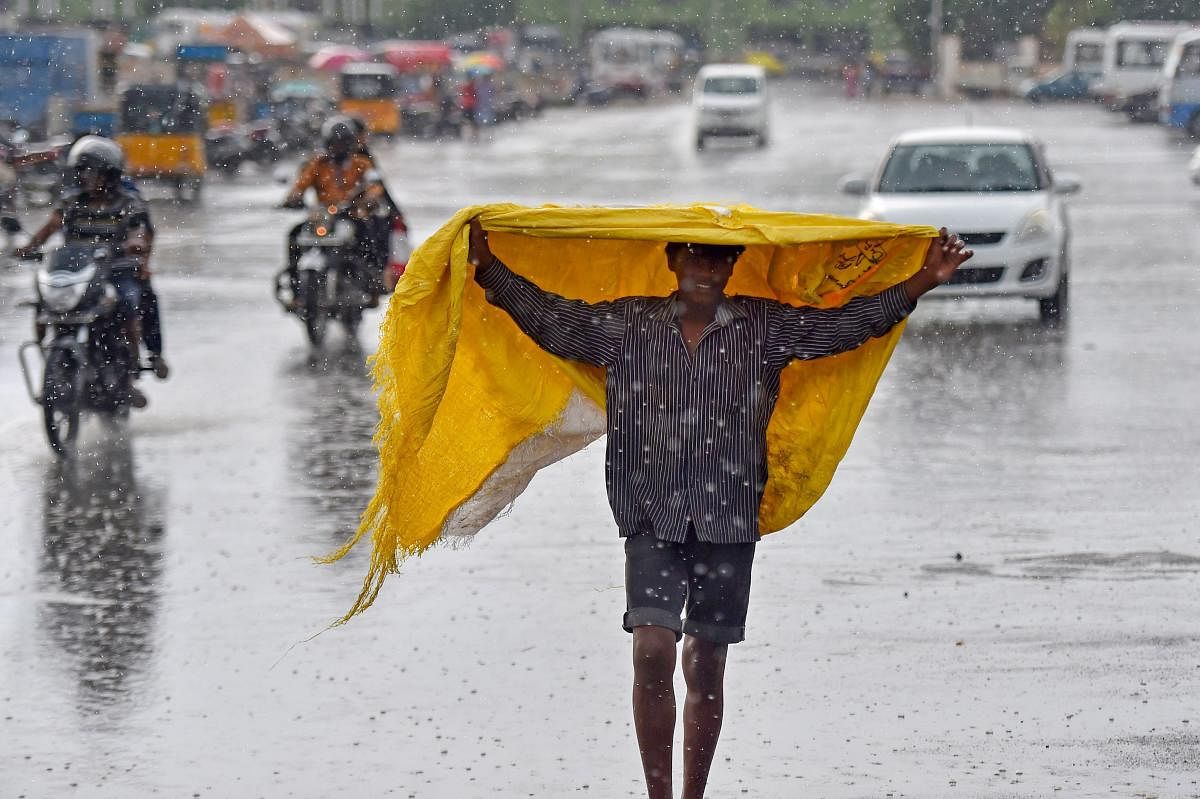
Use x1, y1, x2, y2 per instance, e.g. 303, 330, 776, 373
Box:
281, 116, 384, 307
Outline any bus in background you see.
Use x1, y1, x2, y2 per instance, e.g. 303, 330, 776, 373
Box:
1095, 21, 1195, 120
1159, 30, 1200, 135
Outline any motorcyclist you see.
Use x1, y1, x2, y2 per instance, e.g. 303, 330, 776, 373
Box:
15, 136, 167, 408
60, 132, 169, 382
345, 115, 406, 293
281, 115, 385, 308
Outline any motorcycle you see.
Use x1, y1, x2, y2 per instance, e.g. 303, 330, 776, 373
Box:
275, 194, 380, 347
16, 243, 144, 455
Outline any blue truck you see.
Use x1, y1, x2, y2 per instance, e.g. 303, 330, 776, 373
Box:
0, 32, 97, 138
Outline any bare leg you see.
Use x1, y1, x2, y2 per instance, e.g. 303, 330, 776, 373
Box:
681, 635, 728, 799
632, 625, 677, 799
124, 318, 142, 367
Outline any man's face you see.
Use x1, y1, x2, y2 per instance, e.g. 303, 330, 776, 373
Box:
668, 245, 738, 304
77, 167, 108, 195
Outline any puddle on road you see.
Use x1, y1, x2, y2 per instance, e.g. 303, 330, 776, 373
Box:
922, 550, 1200, 581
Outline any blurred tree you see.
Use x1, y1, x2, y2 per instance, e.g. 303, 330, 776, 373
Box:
890, 0, 1055, 62
1042, 0, 1115, 53
403, 0, 518, 37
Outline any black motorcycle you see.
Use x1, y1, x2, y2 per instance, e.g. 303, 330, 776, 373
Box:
17, 243, 143, 455
275, 201, 377, 347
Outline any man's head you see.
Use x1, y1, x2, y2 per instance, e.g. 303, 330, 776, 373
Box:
321, 116, 357, 163
67, 135, 124, 196
665, 241, 744, 304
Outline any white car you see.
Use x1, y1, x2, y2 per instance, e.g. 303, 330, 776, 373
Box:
839, 127, 1081, 324
692, 63, 769, 150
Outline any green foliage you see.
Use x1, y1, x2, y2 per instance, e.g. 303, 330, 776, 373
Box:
403, 0, 517, 38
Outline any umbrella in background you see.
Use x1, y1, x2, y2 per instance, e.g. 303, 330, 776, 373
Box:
459, 51, 504, 72
374, 40, 453, 71
308, 44, 368, 72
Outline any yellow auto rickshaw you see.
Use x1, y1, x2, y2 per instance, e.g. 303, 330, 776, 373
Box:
115, 84, 207, 203
339, 63, 401, 136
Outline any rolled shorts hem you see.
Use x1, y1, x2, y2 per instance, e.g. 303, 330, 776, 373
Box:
682, 618, 745, 645
623, 607, 683, 642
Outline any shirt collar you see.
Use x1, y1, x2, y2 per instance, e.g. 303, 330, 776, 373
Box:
650, 293, 750, 326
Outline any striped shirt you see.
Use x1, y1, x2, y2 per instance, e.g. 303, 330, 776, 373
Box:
477, 259, 914, 544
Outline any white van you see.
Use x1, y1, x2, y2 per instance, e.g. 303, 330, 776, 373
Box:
1063, 27, 1107, 81
1095, 21, 1196, 119
692, 64, 769, 151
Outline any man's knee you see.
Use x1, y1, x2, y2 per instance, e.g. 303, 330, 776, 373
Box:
682, 637, 728, 689
633, 626, 677, 679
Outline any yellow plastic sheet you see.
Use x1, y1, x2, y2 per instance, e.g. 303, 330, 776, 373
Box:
325, 203, 937, 620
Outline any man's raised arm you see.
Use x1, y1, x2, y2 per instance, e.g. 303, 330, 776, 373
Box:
468, 218, 624, 368
765, 228, 973, 366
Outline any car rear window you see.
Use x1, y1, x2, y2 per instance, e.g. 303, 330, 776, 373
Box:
878, 143, 1043, 192
702, 76, 760, 94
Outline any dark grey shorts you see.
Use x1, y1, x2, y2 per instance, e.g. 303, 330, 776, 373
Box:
622, 529, 756, 645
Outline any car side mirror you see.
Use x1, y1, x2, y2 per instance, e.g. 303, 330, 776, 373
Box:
1053, 174, 1082, 195
838, 175, 869, 196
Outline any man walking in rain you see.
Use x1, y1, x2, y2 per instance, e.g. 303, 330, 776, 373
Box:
467, 219, 972, 799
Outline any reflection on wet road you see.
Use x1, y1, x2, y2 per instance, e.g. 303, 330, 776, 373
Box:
1, 83, 1199, 797
38, 437, 165, 713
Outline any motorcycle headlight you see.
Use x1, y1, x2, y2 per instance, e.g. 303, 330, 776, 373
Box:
1012, 208, 1053, 244
38, 274, 90, 313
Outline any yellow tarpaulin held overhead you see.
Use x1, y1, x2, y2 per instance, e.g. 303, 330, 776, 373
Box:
324, 203, 938, 621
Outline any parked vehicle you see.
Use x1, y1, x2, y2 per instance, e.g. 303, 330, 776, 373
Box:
1095, 21, 1196, 121
339, 63, 401, 136
15, 243, 143, 455
116, 84, 207, 202
692, 63, 769, 150
1158, 30, 1200, 134
839, 127, 1081, 324
1022, 70, 1094, 102
0, 32, 97, 139
1063, 28, 1107, 84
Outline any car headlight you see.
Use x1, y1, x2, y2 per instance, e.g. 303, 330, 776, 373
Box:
1012, 208, 1053, 244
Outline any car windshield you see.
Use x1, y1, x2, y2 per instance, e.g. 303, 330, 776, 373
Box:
702, 76, 759, 94
878, 143, 1042, 192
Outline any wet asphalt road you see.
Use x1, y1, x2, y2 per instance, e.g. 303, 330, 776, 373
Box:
1, 82, 1199, 798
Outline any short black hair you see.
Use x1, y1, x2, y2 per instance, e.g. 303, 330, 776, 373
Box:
664, 241, 745, 262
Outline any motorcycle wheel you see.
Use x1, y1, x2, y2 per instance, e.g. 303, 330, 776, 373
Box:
42, 347, 82, 457
303, 271, 328, 347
